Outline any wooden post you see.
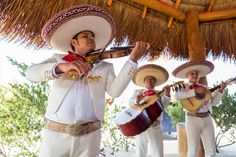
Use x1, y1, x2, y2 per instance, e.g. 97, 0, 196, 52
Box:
186, 11, 207, 85
177, 123, 205, 157
186, 12, 206, 61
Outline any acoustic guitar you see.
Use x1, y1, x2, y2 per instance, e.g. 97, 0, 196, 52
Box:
180, 77, 236, 113
114, 81, 184, 136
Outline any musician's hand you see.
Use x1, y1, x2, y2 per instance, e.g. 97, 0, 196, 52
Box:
136, 94, 145, 103
219, 82, 227, 93
129, 41, 151, 63
164, 85, 171, 97
55, 60, 92, 77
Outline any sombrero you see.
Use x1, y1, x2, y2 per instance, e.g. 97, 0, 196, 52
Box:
132, 64, 169, 87
41, 5, 116, 53
172, 60, 214, 79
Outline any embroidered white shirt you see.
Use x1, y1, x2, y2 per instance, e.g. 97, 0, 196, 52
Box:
46, 59, 137, 124
46, 77, 97, 124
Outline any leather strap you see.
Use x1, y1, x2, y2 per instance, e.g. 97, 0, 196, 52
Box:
187, 112, 210, 117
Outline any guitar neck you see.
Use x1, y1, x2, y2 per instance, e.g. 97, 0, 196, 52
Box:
210, 85, 221, 93
156, 81, 184, 95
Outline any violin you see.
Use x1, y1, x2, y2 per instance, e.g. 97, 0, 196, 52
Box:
66, 46, 135, 79
84, 46, 135, 64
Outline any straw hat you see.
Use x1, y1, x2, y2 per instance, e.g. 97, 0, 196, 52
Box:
172, 60, 214, 79
132, 64, 169, 87
41, 5, 116, 53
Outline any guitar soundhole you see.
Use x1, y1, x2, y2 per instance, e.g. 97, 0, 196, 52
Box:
196, 93, 205, 99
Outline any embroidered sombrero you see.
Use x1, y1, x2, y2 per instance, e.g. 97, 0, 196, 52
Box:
172, 60, 214, 79
133, 64, 169, 87
41, 5, 116, 53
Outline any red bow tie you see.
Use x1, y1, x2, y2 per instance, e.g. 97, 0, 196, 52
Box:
189, 83, 203, 89
143, 90, 156, 96
62, 51, 85, 62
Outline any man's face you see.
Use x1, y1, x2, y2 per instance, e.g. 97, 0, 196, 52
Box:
144, 76, 156, 89
71, 31, 96, 55
186, 70, 199, 83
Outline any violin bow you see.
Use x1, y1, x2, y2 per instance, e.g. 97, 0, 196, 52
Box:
90, 32, 117, 66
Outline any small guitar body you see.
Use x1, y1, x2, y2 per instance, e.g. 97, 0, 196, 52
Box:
115, 81, 184, 136
180, 89, 211, 113
179, 77, 236, 113
114, 99, 163, 136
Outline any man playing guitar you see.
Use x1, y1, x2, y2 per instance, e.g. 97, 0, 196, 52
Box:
172, 60, 227, 157
129, 64, 171, 157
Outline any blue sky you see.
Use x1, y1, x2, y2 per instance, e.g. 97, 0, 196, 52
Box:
0, 40, 236, 102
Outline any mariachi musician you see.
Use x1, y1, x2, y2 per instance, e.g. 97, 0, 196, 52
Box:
172, 60, 227, 157
26, 5, 150, 157
129, 64, 171, 157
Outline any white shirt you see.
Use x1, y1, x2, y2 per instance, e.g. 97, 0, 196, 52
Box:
46, 77, 97, 124
197, 104, 209, 113
46, 59, 137, 124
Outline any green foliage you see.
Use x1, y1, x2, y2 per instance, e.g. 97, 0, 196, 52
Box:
166, 102, 185, 127
7, 57, 28, 77
101, 104, 135, 154
212, 89, 236, 151
0, 82, 49, 157
0, 58, 49, 157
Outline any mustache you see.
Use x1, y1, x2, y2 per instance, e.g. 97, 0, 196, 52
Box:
88, 41, 95, 44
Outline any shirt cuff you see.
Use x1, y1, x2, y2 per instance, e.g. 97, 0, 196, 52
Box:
216, 91, 223, 97
52, 63, 63, 78
127, 59, 138, 68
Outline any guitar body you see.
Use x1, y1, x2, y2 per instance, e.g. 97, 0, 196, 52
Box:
180, 90, 212, 113
114, 81, 194, 136
114, 96, 163, 136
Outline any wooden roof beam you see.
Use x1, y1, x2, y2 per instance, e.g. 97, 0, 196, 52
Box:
207, 0, 215, 12
107, 0, 113, 6
168, 0, 181, 28
198, 8, 236, 22
141, 6, 148, 19
133, 0, 186, 21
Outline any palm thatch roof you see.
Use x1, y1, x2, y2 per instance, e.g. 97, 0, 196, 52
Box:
0, 0, 236, 60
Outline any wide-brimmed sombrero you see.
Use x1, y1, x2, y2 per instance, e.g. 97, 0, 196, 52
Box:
132, 64, 169, 87
41, 5, 116, 53
172, 60, 214, 79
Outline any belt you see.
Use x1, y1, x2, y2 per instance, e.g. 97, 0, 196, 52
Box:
45, 119, 101, 137
187, 112, 210, 117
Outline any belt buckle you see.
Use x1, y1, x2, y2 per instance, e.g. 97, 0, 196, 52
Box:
66, 123, 88, 137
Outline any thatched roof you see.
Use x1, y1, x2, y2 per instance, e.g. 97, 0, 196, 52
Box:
0, 0, 236, 60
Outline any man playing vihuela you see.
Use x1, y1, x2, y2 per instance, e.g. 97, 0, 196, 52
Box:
172, 60, 227, 157
129, 64, 171, 157
26, 5, 150, 157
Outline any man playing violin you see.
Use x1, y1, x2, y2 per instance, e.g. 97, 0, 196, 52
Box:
129, 64, 171, 157
172, 60, 227, 157
26, 5, 150, 157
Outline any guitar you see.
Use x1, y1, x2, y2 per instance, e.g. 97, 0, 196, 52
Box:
180, 77, 236, 113
114, 81, 184, 136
